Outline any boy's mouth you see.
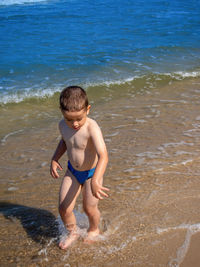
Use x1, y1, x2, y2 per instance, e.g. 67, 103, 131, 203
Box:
73, 126, 80, 130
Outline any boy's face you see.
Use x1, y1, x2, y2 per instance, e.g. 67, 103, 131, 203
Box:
62, 106, 90, 131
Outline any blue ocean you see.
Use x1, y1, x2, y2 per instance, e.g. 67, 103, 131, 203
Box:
1, 0, 200, 104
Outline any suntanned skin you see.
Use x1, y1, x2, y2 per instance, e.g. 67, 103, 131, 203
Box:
50, 106, 109, 249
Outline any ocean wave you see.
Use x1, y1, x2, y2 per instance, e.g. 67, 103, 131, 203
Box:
83, 70, 200, 89
0, 87, 61, 104
0, 0, 49, 6
1, 70, 200, 105
169, 70, 200, 80
83, 76, 140, 88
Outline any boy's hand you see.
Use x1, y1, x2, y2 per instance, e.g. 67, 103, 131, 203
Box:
50, 159, 63, 178
91, 180, 109, 200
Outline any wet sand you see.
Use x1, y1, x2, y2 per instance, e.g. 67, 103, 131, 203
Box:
180, 232, 200, 267
1, 78, 200, 266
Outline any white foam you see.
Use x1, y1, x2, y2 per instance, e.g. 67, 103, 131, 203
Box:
0, 76, 135, 104
136, 151, 161, 159
57, 211, 89, 241
161, 141, 194, 148
158, 223, 200, 267
0, 0, 48, 5
110, 113, 123, 117
160, 99, 187, 104
105, 132, 119, 137
101, 221, 200, 266
1, 70, 200, 104
114, 124, 134, 129
38, 237, 57, 262
106, 241, 129, 254
174, 151, 195, 156
1, 129, 24, 145
130, 175, 141, 179
180, 159, 193, 165
183, 128, 200, 138
161, 70, 200, 80
192, 122, 200, 128
0, 87, 61, 104
8, 187, 18, 191
173, 71, 200, 79
84, 76, 141, 88
124, 168, 135, 173
135, 118, 147, 123
157, 223, 200, 235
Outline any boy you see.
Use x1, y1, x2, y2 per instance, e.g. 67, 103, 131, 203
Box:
50, 86, 109, 249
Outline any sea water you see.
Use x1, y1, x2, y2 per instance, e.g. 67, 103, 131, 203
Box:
0, 0, 200, 104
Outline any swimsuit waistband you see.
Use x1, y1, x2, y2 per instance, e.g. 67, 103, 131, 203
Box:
67, 161, 96, 174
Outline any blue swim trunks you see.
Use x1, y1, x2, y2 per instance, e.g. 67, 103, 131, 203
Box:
68, 161, 96, 185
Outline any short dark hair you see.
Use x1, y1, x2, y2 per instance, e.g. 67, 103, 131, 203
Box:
60, 86, 89, 112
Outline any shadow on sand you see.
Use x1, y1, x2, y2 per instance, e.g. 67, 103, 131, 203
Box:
0, 202, 59, 244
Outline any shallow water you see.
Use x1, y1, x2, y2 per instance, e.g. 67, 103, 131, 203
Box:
1, 78, 200, 266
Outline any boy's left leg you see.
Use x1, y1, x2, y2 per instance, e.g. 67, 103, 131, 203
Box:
59, 170, 82, 249
82, 178, 102, 241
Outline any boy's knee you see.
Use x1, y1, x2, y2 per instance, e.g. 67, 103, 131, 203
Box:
83, 204, 98, 217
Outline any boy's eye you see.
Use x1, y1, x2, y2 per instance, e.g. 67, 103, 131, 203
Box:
65, 118, 82, 122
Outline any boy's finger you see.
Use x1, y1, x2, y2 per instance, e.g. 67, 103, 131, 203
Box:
102, 186, 110, 191
50, 170, 55, 178
55, 172, 59, 178
94, 192, 103, 200
58, 163, 63, 170
52, 170, 59, 178
99, 189, 109, 198
97, 193, 103, 200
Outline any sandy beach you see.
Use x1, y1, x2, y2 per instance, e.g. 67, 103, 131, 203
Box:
180, 232, 200, 267
1, 77, 200, 266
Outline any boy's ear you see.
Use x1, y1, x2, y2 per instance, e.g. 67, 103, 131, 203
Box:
87, 105, 91, 115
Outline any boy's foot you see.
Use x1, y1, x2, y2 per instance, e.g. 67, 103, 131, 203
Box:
59, 232, 80, 249
83, 229, 100, 244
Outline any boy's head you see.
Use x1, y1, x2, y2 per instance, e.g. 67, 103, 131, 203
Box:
60, 86, 90, 130
60, 86, 89, 112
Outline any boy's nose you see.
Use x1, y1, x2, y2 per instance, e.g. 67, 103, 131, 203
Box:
73, 121, 78, 127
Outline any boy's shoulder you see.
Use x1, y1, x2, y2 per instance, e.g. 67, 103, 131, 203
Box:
87, 117, 102, 137
87, 117, 99, 129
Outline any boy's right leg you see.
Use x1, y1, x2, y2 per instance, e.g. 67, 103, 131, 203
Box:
82, 178, 102, 242
59, 170, 81, 249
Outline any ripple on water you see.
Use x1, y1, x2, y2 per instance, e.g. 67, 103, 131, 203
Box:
136, 151, 161, 159
7, 186, 18, 191
183, 129, 200, 138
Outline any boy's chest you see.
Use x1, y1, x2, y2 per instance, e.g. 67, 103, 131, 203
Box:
63, 128, 91, 150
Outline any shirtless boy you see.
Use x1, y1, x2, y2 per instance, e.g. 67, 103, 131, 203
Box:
50, 86, 109, 249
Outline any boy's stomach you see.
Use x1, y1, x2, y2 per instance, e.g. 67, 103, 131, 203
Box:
67, 149, 98, 171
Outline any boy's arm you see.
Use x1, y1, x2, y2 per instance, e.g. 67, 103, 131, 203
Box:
50, 139, 67, 178
90, 121, 109, 200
